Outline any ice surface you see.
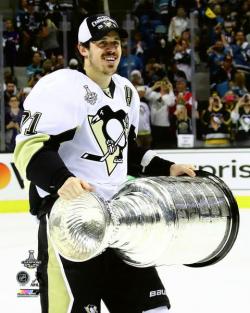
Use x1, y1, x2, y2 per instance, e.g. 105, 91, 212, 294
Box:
0, 211, 249, 313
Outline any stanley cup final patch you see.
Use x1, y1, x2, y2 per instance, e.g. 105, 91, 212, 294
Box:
16, 250, 40, 297
21, 250, 41, 269
84, 85, 97, 105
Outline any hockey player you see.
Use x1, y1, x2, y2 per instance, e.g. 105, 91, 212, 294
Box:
14, 14, 196, 313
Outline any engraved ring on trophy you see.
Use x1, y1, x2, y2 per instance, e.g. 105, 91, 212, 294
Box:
48, 170, 239, 267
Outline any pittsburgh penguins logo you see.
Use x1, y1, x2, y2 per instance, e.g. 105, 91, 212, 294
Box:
82, 106, 129, 175
103, 21, 113, 28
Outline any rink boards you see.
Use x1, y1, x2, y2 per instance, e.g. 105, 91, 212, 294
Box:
1, 149, 249, 213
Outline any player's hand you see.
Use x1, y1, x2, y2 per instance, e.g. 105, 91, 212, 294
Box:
170, 164, 196, 177
57, 177, 94, 200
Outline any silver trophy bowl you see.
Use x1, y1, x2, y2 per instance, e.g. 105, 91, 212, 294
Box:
48, 171, 239, 267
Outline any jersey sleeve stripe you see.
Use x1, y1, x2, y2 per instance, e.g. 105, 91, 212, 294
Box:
14, 134, 50, 179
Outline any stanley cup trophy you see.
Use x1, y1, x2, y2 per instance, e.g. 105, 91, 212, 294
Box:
48, 171, 239, 268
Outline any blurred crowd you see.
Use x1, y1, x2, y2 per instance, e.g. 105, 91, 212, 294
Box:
2, 0, 250, 152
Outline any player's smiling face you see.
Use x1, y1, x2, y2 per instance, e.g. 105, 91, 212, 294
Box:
88, 31, 122, 76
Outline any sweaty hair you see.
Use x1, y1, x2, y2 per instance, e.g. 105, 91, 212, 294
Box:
75, 41, 91, 69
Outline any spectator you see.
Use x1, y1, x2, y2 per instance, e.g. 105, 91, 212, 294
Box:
42, 58, 54, 75
210, 54, 234, 97
239, 0, 250, 36
5, 95, 23, 152
212, 4, 224, 25
201, 94, 231, 146
4, 81, 18, 108
26, 50, 43, 78
50, 52, 58, 69
154, 37, 171, 68
174, 77, 193, 115
181, 28, 191, 42
3, 18, 20, 73
136, 85, 152, 149
170, 76, 196, 142
145, 78, 176, 147
15, 0, 43, 65
153, 0, 177, 25
143, 58, 166, 85
222, 90, 237, 139
54, 53, 65, 70
118, 42, 143, 78
19, 86, 32, 108
37, 17, 60, 58
41, 0, 62, 27
174, 103, 192, 135
129, 69, 144, 88
135, 14, 153, 50
167, 60, 187, 85
133, 0, 158, 21
222, 19, 236, 45
207, 39, 230, 78
173, 38, 191, 82
131, 31, 147, 64
230, 31, 250, 73
27, 71, 43, 88
68, 58, 79, 70
4, 69, 17, 86
168, 6, 190, 43
230, 70, 249, 97
231, 93, 250, 141
223, 90, 237, 113
210, 22, 225, 46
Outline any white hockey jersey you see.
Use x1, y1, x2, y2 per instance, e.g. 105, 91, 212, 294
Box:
15, 69, 140, 200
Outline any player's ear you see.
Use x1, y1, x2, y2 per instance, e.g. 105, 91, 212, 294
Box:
78, 43, 88, 57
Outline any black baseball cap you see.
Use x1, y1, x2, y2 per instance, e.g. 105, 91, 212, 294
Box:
78, 14, 128, 43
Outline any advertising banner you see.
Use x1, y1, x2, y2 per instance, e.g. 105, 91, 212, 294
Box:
1, 150, 249, 212
157, 148, 250, 193
157, 149, 250, 208
0, 154, 28, 212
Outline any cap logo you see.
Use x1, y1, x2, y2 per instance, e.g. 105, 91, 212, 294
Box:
104, 21, 113, 28
92, 16, 118, 27
79, 15, 127, 43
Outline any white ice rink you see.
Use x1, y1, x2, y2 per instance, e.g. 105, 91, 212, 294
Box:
1, 210, 249, 313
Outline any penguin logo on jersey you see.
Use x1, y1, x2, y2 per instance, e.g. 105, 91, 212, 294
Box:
83, 85, 97, 105
82, 105, 129, 175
